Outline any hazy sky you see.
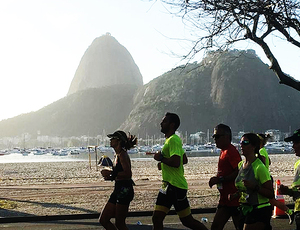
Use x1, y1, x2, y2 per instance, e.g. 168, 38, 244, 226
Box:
0, 0, 299, 121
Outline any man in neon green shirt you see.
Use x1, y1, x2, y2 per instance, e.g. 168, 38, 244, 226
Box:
152, 112, 208, 230
280, 129, 300, 230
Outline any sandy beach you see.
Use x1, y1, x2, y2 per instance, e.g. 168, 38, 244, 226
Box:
0, 154, 297, 217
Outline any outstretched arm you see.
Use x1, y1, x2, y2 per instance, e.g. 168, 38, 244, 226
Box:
279, 184, 300, 199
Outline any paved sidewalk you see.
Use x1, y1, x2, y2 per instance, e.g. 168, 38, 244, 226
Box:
0, 213, 295, 230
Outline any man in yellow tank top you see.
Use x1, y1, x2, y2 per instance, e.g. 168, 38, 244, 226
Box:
152, 112, 208, 230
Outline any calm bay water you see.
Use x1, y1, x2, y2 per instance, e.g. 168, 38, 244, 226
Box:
0, 151, 155, 163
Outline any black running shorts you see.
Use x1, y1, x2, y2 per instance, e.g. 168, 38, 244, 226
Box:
108, 180, 134, 205
154, 183, 191, 218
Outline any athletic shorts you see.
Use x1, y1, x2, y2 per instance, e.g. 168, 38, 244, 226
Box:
239, 205, 272, 229
108, 180, 134, 205
154, 183, 191, 218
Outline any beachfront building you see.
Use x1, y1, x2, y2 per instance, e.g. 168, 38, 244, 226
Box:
265, 129, 281, 141
190, 131, 206, 145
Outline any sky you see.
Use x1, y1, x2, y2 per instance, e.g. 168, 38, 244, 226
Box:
0, 0, 299, 122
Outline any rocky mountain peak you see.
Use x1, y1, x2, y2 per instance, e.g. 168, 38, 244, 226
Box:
67, 33, 143, 95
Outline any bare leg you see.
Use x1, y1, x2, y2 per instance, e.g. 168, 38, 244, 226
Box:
115, 203, 130, 230
232, 212, 240, 230
180, 214, 208, 230
211, 206, 233, 230
152, 210, 167, 230
99, 202, 117, 230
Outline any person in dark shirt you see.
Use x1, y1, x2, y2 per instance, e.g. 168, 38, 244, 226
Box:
99, 130, 137, 230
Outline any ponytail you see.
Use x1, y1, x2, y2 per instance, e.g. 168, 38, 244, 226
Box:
124, 133, 137, 150
257, 133, 272, 147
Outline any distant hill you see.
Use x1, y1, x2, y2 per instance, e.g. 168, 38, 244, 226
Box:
68, 33, 143, 95
120, 50, 300, 137
0, 48, 299, 139
0, 33, 142, 138
0, 85, 137, 138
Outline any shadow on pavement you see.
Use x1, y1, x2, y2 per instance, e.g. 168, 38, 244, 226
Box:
0, 197, 96, 218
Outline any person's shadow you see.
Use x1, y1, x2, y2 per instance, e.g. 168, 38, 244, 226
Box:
0, 197, 96, 218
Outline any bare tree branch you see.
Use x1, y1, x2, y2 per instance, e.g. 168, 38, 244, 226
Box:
157, 0, 300, 91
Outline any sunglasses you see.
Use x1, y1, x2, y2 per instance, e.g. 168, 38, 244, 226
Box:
240, 140, 250, 145
212, 134, 225, 139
